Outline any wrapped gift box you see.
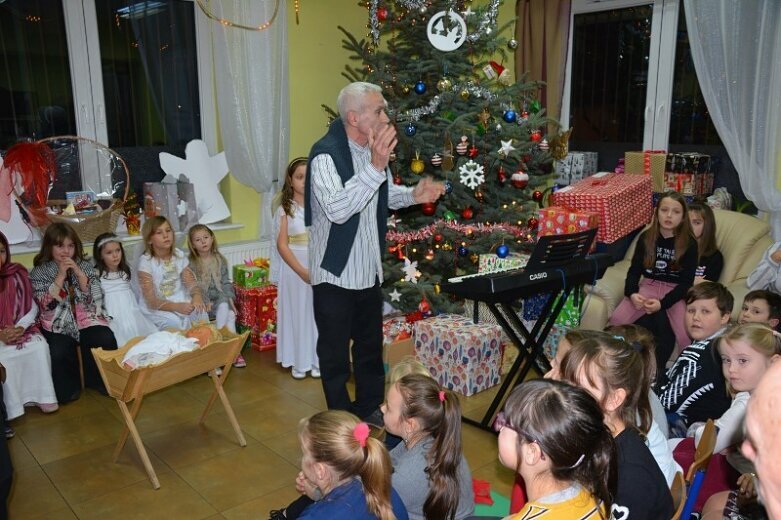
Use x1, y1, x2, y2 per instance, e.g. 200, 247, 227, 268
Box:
662, 172, 714, 196
551, 173, 653, 244
665, 152, 711, 174
237, 323, 276, 352
414, 314, 503, 396
233, 265, 269, 288
478, 252, 529, 274
383, 316, 414, 345
235, 285, 277, 351
554, 151, 598, 185
537, 206, 600, 250
625, 151, 666, 192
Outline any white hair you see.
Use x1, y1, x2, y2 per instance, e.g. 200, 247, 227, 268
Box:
337, 82, 383, 121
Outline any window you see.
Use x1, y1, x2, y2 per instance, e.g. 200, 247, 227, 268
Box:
562, 0, 729, 179
0, 0, 215, 198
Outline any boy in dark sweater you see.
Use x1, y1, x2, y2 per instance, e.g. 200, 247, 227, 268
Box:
655, 282, 733, 437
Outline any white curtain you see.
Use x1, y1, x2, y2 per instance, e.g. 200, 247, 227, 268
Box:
211, 0, 289, 238
684, 1, 781, 238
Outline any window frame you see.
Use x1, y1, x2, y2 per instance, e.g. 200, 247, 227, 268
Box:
560, 0, 682, 151
61, 0, 217, 193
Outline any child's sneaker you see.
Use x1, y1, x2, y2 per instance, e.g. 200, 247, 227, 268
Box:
233, 354, 247, 368
291, 368, 307, 380
310, 367, 321, 378
4, 425, 14, 439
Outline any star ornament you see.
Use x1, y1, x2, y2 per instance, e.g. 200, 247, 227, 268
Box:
402, 257, 422, 284
387, 214, 400, 228
498, 140, 516, 156
389, 288, 402, 302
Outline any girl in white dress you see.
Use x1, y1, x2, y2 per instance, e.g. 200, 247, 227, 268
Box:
93, 233, 157, 346
0, 231, 58, 424
136, 216, 207, 329
271, 158, 319, 379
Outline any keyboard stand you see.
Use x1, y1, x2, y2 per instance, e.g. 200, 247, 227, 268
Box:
462, 287, 572, 433
461, 228, 598, 433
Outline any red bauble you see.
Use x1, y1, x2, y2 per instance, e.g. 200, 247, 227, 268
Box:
528, 217, 539, 229
418, 299, 431, 314
497, 166, 507, 185
511, 171, 529, 189
393, 175, 402, 185
532, 190, 544, 202
468, 145, 479, 158
421, 202, 437, 216
434, 234, 443, 242
522, 154, 532, 163
530, 130, 542, 143
376, 7, 388, 21
461, 207, 474, 220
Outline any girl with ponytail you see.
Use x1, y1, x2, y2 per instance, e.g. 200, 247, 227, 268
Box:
381, 374, 474, 520
560, 332, 674, 519
498, 379, 616, 519
295, 410, 407, 520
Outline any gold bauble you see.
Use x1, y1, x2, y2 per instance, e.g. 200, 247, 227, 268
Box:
437, 77, 452, 92
459, 88, 470, 100
410, 158, 425, 174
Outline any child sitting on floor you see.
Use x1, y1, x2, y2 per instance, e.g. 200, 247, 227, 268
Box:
654, 282, 734, 436
738, 289, 781, 331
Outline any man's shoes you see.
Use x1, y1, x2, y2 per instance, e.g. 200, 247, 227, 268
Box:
362, 408, 384, 428
4, 425, 14, 439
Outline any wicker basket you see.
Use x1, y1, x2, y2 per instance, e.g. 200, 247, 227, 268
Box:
36, 136, 131, 242
42, 199, 126, 242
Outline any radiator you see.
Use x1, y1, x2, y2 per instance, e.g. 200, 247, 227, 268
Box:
221, 240, 271, 280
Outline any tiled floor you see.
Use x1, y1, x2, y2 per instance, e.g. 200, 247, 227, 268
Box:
6, 348, 517, 519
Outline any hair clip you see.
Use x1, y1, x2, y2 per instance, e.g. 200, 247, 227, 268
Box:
567, 453, 585, 469
612, 334, 625, 342
353, 422, 370, 448
438, 391, 446, 402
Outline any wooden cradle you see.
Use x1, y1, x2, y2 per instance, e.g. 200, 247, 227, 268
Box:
92, 330, 249, 489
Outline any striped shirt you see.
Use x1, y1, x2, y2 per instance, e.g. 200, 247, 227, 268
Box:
309, 139, 415, 289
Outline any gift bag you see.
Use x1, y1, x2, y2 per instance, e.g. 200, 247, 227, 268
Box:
143, 182, 181, 230
540, 286, 584, 361
176, 181, 199, 230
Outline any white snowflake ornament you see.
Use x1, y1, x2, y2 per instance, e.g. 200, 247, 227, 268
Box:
402, 257, 422, 284
458, 160, 485, 189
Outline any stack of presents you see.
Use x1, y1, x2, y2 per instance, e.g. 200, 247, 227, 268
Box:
393, 149, 722, 397
233, 260, 277, 351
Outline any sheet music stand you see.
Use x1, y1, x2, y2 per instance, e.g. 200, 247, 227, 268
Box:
464, 228, 599, 433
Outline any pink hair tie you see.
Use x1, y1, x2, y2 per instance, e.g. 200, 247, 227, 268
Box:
353, 422, 370, 448
438, 391, 446, 402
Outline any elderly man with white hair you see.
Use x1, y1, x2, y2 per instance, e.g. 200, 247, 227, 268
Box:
304, 82, 445, 423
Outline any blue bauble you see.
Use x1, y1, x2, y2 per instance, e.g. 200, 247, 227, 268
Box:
404, 122, 417, 136
457, 246, 469, 257
496, 244, 510, 258
414, 81, 427, 95
444, 180, 453, 194
503, 110, 517, 123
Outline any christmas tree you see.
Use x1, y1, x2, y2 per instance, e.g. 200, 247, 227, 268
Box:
334, 0, 559, 314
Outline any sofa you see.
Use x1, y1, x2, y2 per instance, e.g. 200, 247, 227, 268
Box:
580, 209, 774, 331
